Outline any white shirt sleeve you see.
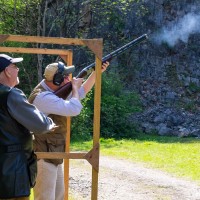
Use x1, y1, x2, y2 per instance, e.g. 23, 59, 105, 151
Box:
67, 86, 86, 100
33, 91, 83, 116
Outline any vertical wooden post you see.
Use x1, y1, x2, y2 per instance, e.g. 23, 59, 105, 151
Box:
61, 51, 73, 200
91, 56, 102, 200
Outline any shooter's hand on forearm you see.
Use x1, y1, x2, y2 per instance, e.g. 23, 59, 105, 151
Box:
71, 77, 83, 99
83, 62, 110, 95
101, 61, 109, 73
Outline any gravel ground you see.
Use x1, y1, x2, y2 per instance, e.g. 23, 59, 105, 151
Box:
69, 156, 200, 200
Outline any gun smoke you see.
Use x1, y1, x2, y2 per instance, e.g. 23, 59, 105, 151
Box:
151, 12, 200, 47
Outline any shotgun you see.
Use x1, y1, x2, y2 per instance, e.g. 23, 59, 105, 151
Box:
54, 33, 148, 99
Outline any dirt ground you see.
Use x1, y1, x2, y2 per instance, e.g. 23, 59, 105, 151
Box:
69, 156, 200, 200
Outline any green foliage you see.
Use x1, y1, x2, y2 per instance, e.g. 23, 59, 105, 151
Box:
100, 72, 142, 139
88, 0, 135, 40
0, 41, 38, 95
188, 82, 200, 93
0, 0, 39, 35
0, 0, 146, 140
0, 0, 148, 95
71, 71, 143, 141
71, 91, 94, 141
17, 54, 38, 96
183, 100, 197, 112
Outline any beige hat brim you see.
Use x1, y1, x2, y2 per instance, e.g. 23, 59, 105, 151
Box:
44, 63, 75, 81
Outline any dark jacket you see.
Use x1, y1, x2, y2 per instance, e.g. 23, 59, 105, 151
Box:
0, 84, 37, 198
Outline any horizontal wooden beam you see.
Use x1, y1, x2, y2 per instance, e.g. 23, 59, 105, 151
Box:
0, 34, 101, 45
36, 152, 86, 159
0, 47, 71, 55
0, 34, 103, 59
36, 143, 99, 171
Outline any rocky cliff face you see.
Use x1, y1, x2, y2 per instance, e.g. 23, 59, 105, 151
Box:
127, 0, 200, 137
78, 0, 200, 137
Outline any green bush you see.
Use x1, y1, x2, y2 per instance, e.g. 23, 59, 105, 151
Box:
71, 72, 142, 140
71, 91, 94, 141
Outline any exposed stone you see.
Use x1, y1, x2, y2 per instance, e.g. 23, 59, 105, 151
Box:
127, 1, 200, 137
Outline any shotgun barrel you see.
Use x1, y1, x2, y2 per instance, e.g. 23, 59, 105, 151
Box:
54, 34, 148, 99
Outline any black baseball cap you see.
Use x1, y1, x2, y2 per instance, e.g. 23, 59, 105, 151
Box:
0, 54, 23, 72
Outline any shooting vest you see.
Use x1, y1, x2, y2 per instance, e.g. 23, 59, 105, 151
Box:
0, 84, 37, 198
28, 83, 66, 165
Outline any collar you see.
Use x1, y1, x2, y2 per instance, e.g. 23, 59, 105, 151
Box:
40, 79, 54, 92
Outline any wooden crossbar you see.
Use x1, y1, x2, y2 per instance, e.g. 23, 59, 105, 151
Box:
0, 34, 103, 59
0, 47, 71, 55
36, 143, 100, 172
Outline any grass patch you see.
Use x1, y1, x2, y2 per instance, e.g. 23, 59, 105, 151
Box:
71, 134, 200, 183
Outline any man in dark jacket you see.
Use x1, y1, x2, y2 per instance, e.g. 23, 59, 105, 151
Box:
0, 54, 55, 200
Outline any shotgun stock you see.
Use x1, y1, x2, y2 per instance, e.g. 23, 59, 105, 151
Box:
54, 33, 148, 99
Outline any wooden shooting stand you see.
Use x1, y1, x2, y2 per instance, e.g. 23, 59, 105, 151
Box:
0, 34, 103, 200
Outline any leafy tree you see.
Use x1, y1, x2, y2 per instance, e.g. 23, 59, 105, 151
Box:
0, 0, 146, 138
71, 71, 143, 140
0, 0, 146, 91
0, 0, 43, 93
0, 0, 40, 35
